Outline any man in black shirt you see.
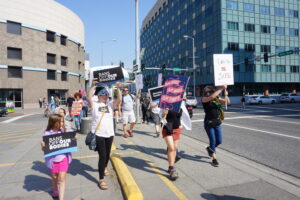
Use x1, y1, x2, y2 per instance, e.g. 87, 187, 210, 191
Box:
66, 95, 75, 121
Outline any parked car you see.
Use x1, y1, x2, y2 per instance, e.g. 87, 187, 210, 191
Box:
280, 93, 300, 103
186, 96, 198, 108
247, 96, 276, 104
0, 107, 7, 117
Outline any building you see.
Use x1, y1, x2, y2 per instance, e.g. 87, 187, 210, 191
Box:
0, 0, 85, 108
141, 0, 300, 96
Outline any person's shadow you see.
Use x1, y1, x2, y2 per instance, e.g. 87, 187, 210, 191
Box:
201, 193, 255, 200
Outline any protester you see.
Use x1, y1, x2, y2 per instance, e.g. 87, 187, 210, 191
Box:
150, 102, 161, 138
73, 92, 85, 131
42, 97, 47, 108
54, 96, 60, 107
241, 95, 246, 110
40, 114, 72, 200
141, 96, 150, 124
56, 107, 73, 132
121, 87, 140, 137
49, 96, 56, 114
66, 95, 75, 121
38, 98, 42, 108
202, 85, 229, 167
88, 81, 122, 190
82, 96, 89, 117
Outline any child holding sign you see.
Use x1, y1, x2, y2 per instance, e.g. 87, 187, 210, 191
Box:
41, 114, 72, 200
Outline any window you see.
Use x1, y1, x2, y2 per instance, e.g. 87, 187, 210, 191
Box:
276, 46, 285, 54
289, 28, 299, 36
260, 6, 270, 14
46, 30, 55, 42
226, 1, 238, 10
291, 47, 300, 55
245, 44, 255, 52
234, 64, 240, 72
261, 25, 270, 34
7, 21, 21, 35
47, 70, 56, 80
228, 42, 239, 51
275, 8, 285, 16
78, 61, 81, 70
60, 35, 67, 45
276, 65, 286, 72
244, 23, 255, 32
275, 27, 285, 35
246, 64, 256, 72
261, 45, 271, 53
289, 10, 299, 18
227, 21, 239, 30
61, 56, 67, 66
262, 65, 271, 72
290, 66, 299, 73
47, 53, 56, 64
244, 3, 254, 12
61, 71, 68, 81
8, 66, 22, 78
7, 47, 22, 60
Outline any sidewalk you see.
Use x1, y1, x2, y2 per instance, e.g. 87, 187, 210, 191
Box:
112, 123, 300, 200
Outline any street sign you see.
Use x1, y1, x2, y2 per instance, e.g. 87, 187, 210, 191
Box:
173, 68, 180, 72
278, 50, 294, 57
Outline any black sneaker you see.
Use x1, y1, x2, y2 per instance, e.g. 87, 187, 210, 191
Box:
175, 155, 181, 163
169, 169, 178, 181
206, 146, 213, 157
212, 159, 219, 167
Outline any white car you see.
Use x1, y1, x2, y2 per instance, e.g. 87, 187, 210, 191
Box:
280, 93, 300, 103
186, 96, 198, 108
247, 96, 276, 104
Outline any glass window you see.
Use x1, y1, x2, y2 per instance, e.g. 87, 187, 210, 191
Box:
261, 45, 271, 53
7, 47, 22, 60
61, 71, 68, 81
246, 64, 256, 72
60, 35, 67, 45
289, 10, 299, 18
290, 66, 299, 73
276, 46, 285, 54
227, 21, 239, 30
234, 64, 240, 72
275, 27, 285, 35
289, 28, 299, 36
47, 70, 56, 80
8, 66, 22, 78
47, 53, 56, 64
261, 25, 271, 34
226, 1, 238, 10
244, 23, 255, 32
46, 30, 55, 42
61, 56, 67, 66
244, 3, 254, 12
78, 61, 81, 70
291, 47, 300, 55
245, 44, 255, 52
227, 42, 239, 51
276, 65, 286, 72
260, 6, 270, 14
275, 8, 285, 16
7, 21, 21, 35
262, 65, 271, 72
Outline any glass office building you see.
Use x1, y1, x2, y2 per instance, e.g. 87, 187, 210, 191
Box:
141, 0, 300, 96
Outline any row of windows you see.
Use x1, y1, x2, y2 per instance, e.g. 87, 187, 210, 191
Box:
227, 22, 299, 36
234, 64, 299, 73
227, 0, 299, 18
6, 66, 82, 82
227, 43, 299, 54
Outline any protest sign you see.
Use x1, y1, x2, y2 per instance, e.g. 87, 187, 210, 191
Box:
159, 75, 189, 113
148, 86, 164, 103
92, 66, 124, 86
135, 74, 144, 90
213, 54, 234, 86
43, 131, 77, 158
71, 101, 82, 116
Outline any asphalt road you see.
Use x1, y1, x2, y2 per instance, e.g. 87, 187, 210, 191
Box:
182, 103, 300, 178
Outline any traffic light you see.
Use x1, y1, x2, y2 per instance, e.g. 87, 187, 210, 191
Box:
263, 53, 268, 63
162, 64, 166, 74
141, 64, 145, 71
244, 57, 249, 66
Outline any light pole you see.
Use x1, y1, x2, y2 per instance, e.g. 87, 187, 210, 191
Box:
183, 35, 196, 97
101, 39, 117, 65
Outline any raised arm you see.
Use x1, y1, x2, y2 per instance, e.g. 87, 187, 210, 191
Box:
88, 85, 96, 108
202, 86, 225, 103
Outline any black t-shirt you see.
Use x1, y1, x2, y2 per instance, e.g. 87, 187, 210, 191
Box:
164, 109, 182, 129
202, 101, 219, 121
67, 97, 75, 107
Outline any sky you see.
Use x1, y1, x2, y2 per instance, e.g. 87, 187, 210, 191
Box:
55, 0, 157, 69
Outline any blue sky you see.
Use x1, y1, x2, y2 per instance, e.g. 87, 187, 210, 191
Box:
55, 0, 156, 69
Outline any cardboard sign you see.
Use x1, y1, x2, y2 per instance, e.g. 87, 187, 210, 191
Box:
43, 131, 77, 158
135, 74, 144, 90
159, 75, 189, 113
71, 101, 82, 116
213, 54, 234, 86
93, 66, 124, 86
149, 86, 164, 103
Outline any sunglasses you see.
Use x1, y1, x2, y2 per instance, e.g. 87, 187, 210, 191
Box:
123, 90, 129, 92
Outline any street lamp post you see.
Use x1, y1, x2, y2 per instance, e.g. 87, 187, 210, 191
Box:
135, 0, 141, 123
183, 35, 196, 97
101, 39, 117, 65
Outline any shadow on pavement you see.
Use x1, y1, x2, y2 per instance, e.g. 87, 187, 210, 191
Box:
201, 193, 255, 200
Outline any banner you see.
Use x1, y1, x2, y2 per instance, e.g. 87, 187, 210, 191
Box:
71, 101, 82, 116
148, 86, 164, 103
159, 75, 189, 113
213, 54, 234, 86
43, 131, 77, 158
92, 66, 124, 86
135, 74, 144, 90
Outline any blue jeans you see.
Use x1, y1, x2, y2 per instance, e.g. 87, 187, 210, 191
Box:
204, 121, 222, 153
74, 112, 83, 130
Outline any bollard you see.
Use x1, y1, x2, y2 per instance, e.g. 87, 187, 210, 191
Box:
81, 117, 91, 134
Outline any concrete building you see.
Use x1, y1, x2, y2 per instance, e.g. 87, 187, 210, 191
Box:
0, 0, 85, 108
141, 0, 300, 96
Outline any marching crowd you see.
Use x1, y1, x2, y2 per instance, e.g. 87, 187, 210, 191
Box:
40, 80, 229, 200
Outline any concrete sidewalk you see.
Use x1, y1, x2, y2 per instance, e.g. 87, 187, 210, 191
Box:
113, 123, 300, 200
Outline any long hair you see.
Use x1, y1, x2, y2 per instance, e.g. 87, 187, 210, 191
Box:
46, 114, 62, 131
203, 85, 216, 97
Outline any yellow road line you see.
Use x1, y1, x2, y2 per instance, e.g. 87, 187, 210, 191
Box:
0, 134, 33, 140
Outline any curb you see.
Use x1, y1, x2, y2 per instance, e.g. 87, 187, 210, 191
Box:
111, 153, 143, 200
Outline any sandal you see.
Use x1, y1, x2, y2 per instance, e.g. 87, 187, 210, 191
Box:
98, 180, 108, 190
104, 168, 110, 176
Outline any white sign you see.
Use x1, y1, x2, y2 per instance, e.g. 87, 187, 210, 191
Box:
213, 54, 234, 86
157, 73, 162, 86
135, 74, 143, 90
